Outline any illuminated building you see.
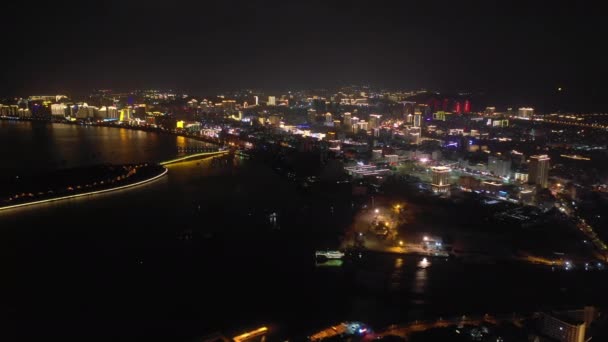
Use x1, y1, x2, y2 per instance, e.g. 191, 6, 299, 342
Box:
187, 99, 198, 108
28, 95, 67, 102
253, 95, 259, 106
453, 101, 461, 113
119, 107, 132, 122
385, 154, 399, 164
267, 96, 276, 106
325, 112, 333, 123
222, 100, 236, 114
413, 111, 422, 127
18, 108, 32, 118
176, 120, 185, 129
528, 155, 550, 188
488, 156, 512, 178
518, 107, 534, 118
343, 112, 352, 126
356, 121, 368, 132
514, 171, 528, 183
98, 106, 108, 119
51, 103, 67, 118
433, 111, 451, 121
0, 104, 18, 117
431, 166, 451, 193
484, 107, 496, 115
74, 103, 98, 119
463, 100, 471, 113
490, 119, 509, 127
538, 312, 586, 342
350, 116, 360, 132
268, 114, 281, 126
307, 108, 317, 123
107, 106, 119, 119
369, 114, 381, 129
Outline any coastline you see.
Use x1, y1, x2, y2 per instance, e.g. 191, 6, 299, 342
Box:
0, 166, 167, 212
0, 116, 223, 146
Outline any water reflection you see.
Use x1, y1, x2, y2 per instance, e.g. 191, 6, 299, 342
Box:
389, 257, 404, 291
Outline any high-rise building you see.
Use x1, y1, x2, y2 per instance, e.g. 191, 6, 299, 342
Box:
267, 96, 276, 106
369, 114, 381, 129
538, 312, 586, 342
254, 96, 259, 106
431, 166, 451, 193
528, 154, 550, 188
343, 112, 352, 126
325, 112, 332, 123
484, 107, 496, 115
307, 108, 317, 123
413, 112, 422, 127
222, 100, 236, 114
488, 156, 512, 178
518, 107, 534, 118
463, 100, 471, 113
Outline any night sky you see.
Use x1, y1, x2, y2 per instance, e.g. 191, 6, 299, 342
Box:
4, 1, 607, 109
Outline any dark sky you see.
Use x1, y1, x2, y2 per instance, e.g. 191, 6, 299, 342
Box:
3, 0, 608, 107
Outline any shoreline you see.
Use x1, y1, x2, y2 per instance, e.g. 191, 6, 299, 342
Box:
0, 166, 167, 212
0, 116, 223, 146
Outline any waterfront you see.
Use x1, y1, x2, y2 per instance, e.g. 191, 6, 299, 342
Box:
3, 121, 608, 342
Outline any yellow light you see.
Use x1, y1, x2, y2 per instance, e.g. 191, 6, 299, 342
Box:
160, 151, 228, 165
0, 168, 167, 212
233, 326, 268, 342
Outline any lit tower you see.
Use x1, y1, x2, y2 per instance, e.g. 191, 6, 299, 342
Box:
528, 155, 550, 188
369, 114, 382, 129
431, 166, 451, 193
413, 111, 422, 127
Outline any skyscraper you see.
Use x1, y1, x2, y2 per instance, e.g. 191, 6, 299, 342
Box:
369, 114, 381, 129
488, 155, 512, 178
464, 100, 471, 113
413, 111, 422, 127
343, 112, 352, 126
528, 154, 550, 188
267, 96, 276, 106
431, 166, 451, 193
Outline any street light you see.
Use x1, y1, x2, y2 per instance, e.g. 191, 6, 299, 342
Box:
399, 240, 404, 246
374, 209, 379, 214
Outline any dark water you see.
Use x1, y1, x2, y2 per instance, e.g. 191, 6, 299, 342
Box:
2, 121, 607, 342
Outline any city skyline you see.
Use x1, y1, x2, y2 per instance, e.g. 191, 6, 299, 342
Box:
4, 1, 608, 112
5, 2, 608, 341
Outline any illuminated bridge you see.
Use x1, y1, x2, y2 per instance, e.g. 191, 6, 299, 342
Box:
160, 150, 229, 166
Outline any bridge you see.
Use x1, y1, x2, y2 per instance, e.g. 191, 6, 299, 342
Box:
160, 150, 230, 166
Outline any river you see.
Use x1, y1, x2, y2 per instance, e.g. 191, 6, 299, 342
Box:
2, 121, 607, 342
